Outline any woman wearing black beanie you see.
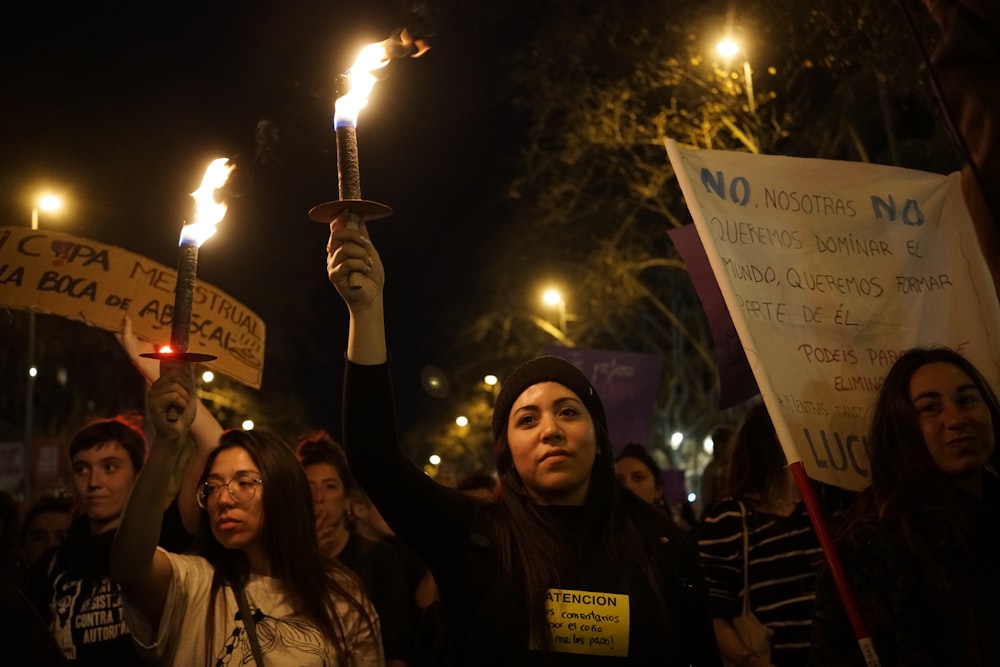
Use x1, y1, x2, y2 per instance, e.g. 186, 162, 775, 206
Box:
327, 216, 720, 667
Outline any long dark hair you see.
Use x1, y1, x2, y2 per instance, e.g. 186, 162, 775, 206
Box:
725, 402, 788, 503
492, 400, 668, 648
844, 348, 1000, 600
863, 347, 1000, 523
196, 430, 374, 663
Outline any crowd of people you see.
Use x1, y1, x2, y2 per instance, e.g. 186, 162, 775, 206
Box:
323, 209, 1000, 667
4, 220, 1000, 666
2, 243, 999, 667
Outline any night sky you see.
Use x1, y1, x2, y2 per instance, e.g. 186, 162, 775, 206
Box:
1, 2, 523, 434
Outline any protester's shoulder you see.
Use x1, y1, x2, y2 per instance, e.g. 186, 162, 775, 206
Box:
0, 577, 68, 667
34, 519, 89, 574
619, 492, 700, 559
367, 535, 406, 564
353, 533, 406, 568
696, 498, 745, 548
330, 559, 368, 593
29, 545, 60, 581
56, 516, 93, 552
161, 549, 214, 584
831, 514, 910, 579
839, 516, 894, 547
624, 496, 675, 537
162, 549, 207, 566
699, 497, 742, 525
24, 546, 59, 606
812, 480, 861, 524
329, 564, 380, 623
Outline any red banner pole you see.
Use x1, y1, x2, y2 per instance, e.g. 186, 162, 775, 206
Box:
789, 461, 881, 667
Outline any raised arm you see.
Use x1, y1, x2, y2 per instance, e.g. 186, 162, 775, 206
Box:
328, 215, 478, 577
117, 315, 223, 533
327, 216, 387, 365
110, 361, 196, 627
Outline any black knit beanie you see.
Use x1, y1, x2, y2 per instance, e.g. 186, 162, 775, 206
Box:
491, 356, 608, 440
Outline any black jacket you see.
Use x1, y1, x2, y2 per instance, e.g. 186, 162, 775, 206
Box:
343, 360, 721, 666
25, 518, 143, 667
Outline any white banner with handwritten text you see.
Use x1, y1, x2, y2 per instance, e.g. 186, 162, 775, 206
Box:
666, 141, 1000, 490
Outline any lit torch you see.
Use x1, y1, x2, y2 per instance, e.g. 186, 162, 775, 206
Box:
309, 28, 429, 288
143, 157, 234, 420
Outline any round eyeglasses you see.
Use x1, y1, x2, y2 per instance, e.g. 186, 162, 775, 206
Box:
196, 474, 263, 509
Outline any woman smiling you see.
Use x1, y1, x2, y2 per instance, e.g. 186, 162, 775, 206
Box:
810, 347, 1000, 666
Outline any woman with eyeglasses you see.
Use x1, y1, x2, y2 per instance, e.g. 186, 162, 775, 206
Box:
110, 361, 384, 667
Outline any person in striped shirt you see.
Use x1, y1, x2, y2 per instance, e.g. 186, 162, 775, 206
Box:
699, 403, 823, 667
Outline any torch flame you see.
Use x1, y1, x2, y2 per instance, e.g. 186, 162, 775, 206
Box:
180, 157, 235, 247
334, 28, 430, 128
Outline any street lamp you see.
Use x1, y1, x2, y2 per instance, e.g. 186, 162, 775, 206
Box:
31, 195, 62, 230
24, 193, 63, 500
530, 286, 577, 346
541, 288, 569, 333
716, 38, 755, 114
670, 431, 685, 451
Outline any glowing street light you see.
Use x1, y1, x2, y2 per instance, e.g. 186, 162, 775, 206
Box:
32, 194, 62, 228
23, 192, 65, 499
670, 431, 685, 451
428, 454, 441, 466
525, 285, 577, 347
716, 38, 755, 114
541, 287, 570, 333
242, 419, 255, 431
455, 416, 469, 427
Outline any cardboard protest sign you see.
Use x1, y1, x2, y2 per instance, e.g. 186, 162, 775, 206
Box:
543, 589, 629, 657
665, 140, 1000, 491
0, 226, 264, 388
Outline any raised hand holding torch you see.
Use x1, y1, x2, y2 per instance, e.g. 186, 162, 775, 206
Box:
142, 158, 234, 421
310, 28, 428, 288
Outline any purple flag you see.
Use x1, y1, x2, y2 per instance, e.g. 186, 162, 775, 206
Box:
543, 345, 663, 447
667, 224, 758, 408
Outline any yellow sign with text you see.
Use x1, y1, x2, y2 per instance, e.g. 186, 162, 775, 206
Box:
544, 588, 629, 657
0, 226, 264, 388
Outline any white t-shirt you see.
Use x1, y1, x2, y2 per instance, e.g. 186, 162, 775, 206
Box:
125, 549, 384, 667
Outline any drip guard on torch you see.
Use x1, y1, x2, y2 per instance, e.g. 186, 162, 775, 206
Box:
142, 158, 234, 419
308, 72, 392, 290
